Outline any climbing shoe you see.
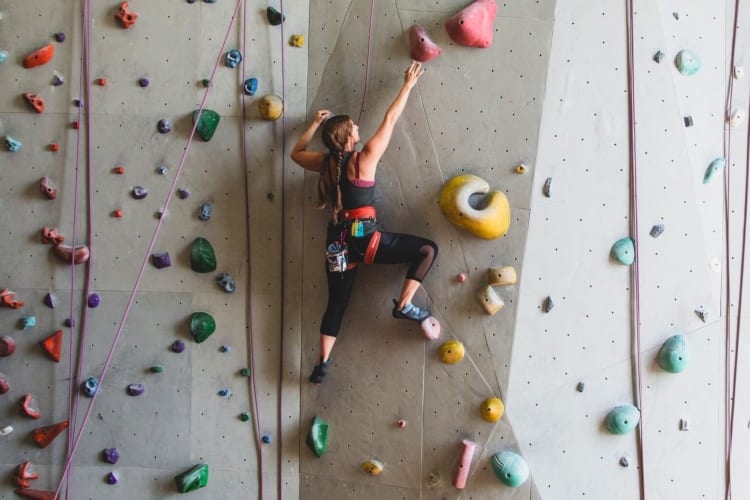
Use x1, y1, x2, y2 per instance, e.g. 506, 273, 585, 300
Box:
309, 358, 331, 384
392, 299, 430, 322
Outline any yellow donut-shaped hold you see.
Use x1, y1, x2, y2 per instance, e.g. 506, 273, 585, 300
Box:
439, 174, 510, 239
258, 94, 284, 121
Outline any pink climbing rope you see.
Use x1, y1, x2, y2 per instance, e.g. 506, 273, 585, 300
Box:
53, 2, 244, 496
278, 2, 287, 498
356, 0, 377, 125
624, 0, 646, 498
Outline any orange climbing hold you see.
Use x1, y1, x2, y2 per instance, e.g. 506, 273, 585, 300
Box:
49, 143, 59, 152
113, 209, 123, 218
15, 461, 40, 488
14, 488, 56, 500
23, 93, 45, 113
32, 420, 68, 448
41, 330, 63, 362
113, 166, 125, 174
21, 394, 41, 419
23, 44, 55, 68
115, 2, 137, 29
0, 288, 25, 309
96, 78, 107, 86
445, 0, 497, 48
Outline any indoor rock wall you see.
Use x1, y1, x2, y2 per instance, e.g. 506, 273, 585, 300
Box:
0, 0, 748, 499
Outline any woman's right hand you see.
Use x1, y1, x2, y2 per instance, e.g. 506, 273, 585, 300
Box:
403, 61, 425, 89
314, 109, 333, 125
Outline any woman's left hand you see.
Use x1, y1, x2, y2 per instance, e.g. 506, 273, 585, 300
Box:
314, 109, 333, 125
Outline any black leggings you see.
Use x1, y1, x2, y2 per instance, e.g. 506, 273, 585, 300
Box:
320, 226, 438, 337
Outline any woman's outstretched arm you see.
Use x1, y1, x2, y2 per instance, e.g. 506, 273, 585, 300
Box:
290, 109, 333, 171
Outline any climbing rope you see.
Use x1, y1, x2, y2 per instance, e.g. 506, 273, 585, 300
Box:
356, 0, 377, 125
278, 2, 287, 498
53, 2, 244, 496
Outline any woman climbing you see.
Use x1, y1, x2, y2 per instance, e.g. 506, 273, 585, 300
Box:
291, 61, 438, 383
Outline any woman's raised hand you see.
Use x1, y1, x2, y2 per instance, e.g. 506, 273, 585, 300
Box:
403, 61, 426, 89
314, 109, 333, 124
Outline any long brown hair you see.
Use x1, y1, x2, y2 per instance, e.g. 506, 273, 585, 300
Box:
317, 115, 352, 224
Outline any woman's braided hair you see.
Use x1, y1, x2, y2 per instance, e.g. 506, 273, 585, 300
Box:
318, 115, 353, 224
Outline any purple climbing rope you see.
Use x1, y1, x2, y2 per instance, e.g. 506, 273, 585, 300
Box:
53, 2, 244, 496
278, 2, 287, 498
356, 0, 376, 125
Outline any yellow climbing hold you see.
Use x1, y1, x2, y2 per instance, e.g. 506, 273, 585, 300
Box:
289, 34, 305, 47
258, 94, 284, 121
438, 340, 465, 364
361, 458, 384, 476
480, 397, 504, 422
439, 174, 510, 239
515, 163, 527, 174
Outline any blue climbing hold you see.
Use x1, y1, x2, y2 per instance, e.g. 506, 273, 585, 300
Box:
703, 157, 726, 184
82, 377, 99, 397
20, 316, 36, 330
658, 334, 688, 373
216, 273, 236, 293
0, 51, 8, 63
605, 404, 640, 434
218, 389, 231, 397
225, 49, 242, 68
243, 77, 258, 96
491, 451, 530, 487
611, 237, 635, 265
199, 202, 213, 221
262, 434, 272, 444
5, 136, 21, 152
675, 49, 701, 76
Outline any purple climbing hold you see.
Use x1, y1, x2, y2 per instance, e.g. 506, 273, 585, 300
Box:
131, 186, 148, 199
52, 73, 64, 86
126, 383, 145, 396
102, 448, 120, 464
171, 339, 186, 353
54, 32, 66, 43
138, 77, 150, 87
87, 293, 100, 308
63, 318, 75, 327
73, 98, 84, 108
151, 252, 171, 269
177, 188, 190, 199
44, 292, 57, 308
106, 472, 118, 485
157, 119, 172, 134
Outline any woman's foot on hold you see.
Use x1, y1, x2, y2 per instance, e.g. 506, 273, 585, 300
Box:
392, 299, 430, 322
309, 357, 331, 384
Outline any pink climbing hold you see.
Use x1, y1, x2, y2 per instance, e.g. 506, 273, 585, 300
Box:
0, 336, 16, 357
420, 316, 441, 340
453, 439, 476, 489
445, 0, 498, 48
0, 372, 9, 394
40, 177, 57, 200
52, 244, 90, 265
408, 25, 442, 62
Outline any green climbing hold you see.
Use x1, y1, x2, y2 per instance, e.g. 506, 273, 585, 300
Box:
192, 109, 221, 142
191, 237, 217, 273
190, 312, 216, 343
675, 49, 701, 76
239, 368, 252, 377
703, 157, 726, 184
610, 237, 635, 265
306, 416, 329, 457
174, 463, 209, 493
605, 404, 640, 434
491, 451, 529, 487
239, 412, 250, 422
658, 334, 688, 373
267, 6, 285, 25
150, 365, 165, 373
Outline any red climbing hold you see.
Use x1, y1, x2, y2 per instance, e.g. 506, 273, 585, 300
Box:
0, 336, 16, 357
15, 461, 40, 488
32, 420, 68, 448
52, 244, 90, 265
0, 372, 9, 394
115, 2, 138, 29
41, 330, 63, 362
0, 288, 25, 309
49, 143, 59, 152
21, 394, 41, 419
23, 93, 45, 113
23, 44, 55, 68
409, 25, 442, 62
72, 121, 80, 129
445, 0, 497, 48
96, 78, 107, 86
14, 489, 57, 500
40, 177, 57, 199
41, 227, 65, 245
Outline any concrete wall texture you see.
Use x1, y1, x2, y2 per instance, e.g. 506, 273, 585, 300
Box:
0, 0, 747, 499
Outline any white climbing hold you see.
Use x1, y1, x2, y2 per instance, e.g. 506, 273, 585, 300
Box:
730, 108, 745, 128
0, 425, 13, 436
487, 266, 516, 286
734, 65, 745, 79
477, 285, 504, 315
710, 257, 721, 273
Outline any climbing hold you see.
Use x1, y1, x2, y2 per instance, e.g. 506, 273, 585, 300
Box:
151, 252, 172, 269
480, 396, 504, 422
23, 93, 45, 113
515, 163, 527, 174
490, 450, 529, 488
16, 461, 39, 488
72, 121, 80, 129
0, 288, 25, 309
1, 425, 14, 437
87, 293, 100, 308
138, 77, 150, 87
0, 373, 9, 394
41, 330, 63, 362
653, 50, 665, 63
658, 334, 688, 373
191, 237, 217, 273
576, 381, 585, 392
174, 464, 209, 493
703, 157, 726, 184
239, 368, 252, 377
106, 472, 118, 485
289, 34, 304, 47
21, 394, 41, 419
619, 456, 629, 467
150, 365, 165, 373
157, 119, 172, 134
243, 77, 259, 96
0, 50, 7, 63
49, 143, 59, 152
52, 243, 90, 264
40, 176, 57, 199
262, 435, 272, 444
453, 439, 476, 489
178, 188, 190, 199
96, 78, 107, 86
201, 79, 212, 88
32, 420, 68, 448
113, 166, 125, 174
6, 136, 22, 152
13, 489, 56, 500
439, 174, 510, 239
445, 0, 497, 48
306, 416, 329, 457
456, 273, 467, 283
190, 312, 216, 343
23, 44, 54, 68
488, 266, 516, 286
397, 419, 406, 428
218, 389, 231, 397
224, 49, 242, 68
266, 6, 285, 25
115, 2, 138, 29
258, 94, 284, 120
361, 458, 384, 476
63, 318, 75, 328
73, 98, 84, 108
198, 202, 213, 221
675, 49, 701, 75
649, 224, 665, 238
610, 237, 635, 265
734, 66, 745, 79
683, 116, 693, 127
730, 108, 745, 128
695, 307, 708, 322
52, 73, 64, 86
542, 296, 554, 313
41, 227, 63, 245
81, 377, 99, 397
192, 109, 221, 141
156, 165, 168, 175
171, 340, 186, 353
21, 316, 37, 330
126, 383, 145, 396
680, 418, 689, 431
605, 404, 640, 434
438, 340, 465, 364
239, 412, 250, 422
542, 177, 552, 197
104, 448, 121, 464
267, 192, 274, 201
112, 209, 124, 218
0, 336, 16, 357
44, 292, 57, 308
216, 273, 236, 293
54, 32, 66, 43
408, 24, 442, 62
131, 186, 148, 199
477, 285, 504, 315
420, 316, 441, 340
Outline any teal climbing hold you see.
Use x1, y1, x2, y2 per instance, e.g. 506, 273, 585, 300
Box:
0, 51, 7, 63
266, 6, 285, 25
306, 416, 329, 457
675, 49, 701, 76
190, 237, 217, 273
658, 334, 688, 373
605, 404, 640, 434
703, 157, 726, 184
192, 109, 220, 142
189, 312, 216, 343
610, 237, 635, 265
174, 463, 209, 493
5, 136, 22, 152
491, 450, 529, 488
